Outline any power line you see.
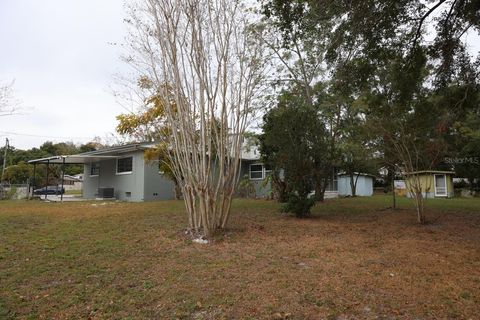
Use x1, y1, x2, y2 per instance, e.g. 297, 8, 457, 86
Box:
0, 131, 94, 140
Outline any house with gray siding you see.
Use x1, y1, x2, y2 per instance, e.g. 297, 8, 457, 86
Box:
80, 143, 175, 201
28, 143, 175, 202
238, 145, 272, 198
81, 143, 274, 201
29, 143, 373, 201
29, 142, 272, 201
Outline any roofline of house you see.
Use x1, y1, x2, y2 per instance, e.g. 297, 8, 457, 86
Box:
337, 172, 377, 178
28, 155, 64, 164
28, 155, 121, 165
77, 142, 157, 156
404, 170, 455, 175
29, 141, 260, 164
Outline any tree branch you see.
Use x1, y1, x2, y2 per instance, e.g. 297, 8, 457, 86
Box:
412, 0, 448, 49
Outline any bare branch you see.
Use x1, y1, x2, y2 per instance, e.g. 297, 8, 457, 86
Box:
412, 0, 448, 49
0, 81, 20, 117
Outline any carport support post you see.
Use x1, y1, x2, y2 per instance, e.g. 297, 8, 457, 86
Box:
32, 163, 36, 199
45, 159, 49, 200
60, 157, 65, 202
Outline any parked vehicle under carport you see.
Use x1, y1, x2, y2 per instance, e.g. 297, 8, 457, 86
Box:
33, 186, 65, 195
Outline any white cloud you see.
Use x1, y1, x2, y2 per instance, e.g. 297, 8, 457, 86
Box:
0, 0, 132, 149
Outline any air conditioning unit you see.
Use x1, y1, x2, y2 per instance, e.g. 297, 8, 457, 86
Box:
98, 187, 114, 199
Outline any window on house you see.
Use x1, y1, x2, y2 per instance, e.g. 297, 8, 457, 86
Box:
90, 163, 100, 176
325, 170, 338, 192
117, 157, 133, 174
250, 164, 264, 180
265, 164, 272, 174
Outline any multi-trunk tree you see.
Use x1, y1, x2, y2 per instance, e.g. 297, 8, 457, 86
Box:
125, 0, 266, 237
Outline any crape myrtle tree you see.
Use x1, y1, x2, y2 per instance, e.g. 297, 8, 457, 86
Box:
358, 44, 479, 223
262, 0, 480, 223
125, 0, 266, 237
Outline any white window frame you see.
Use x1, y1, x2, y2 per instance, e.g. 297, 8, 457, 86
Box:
264, 164, 272, 175
249, 163, 265, 180
116, 157, 133, 175
434, 174, 447, 197
90, 162, 100, 177
325, 170, 339, 192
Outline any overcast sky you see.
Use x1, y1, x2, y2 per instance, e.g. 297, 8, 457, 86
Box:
0, 0, 131, 149
1, 1, 478, 151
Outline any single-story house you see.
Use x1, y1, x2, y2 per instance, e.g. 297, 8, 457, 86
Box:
404, 170, 455, 198
239, 145, 272, 198
29, 143, 174, 201
240, 166, 375, 199
28, 143, 375, 201
79, 143, 176, 201
29, 142, 272, 202
337, 173, 374, 197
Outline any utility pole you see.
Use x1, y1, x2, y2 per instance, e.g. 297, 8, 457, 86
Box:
1, 138, 9, 182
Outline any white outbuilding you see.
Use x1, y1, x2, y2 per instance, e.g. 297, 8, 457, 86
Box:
337, 173, 374, 197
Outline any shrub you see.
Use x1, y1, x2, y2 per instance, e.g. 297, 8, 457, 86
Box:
238, 175, 256, 198
281, 194, 315, 217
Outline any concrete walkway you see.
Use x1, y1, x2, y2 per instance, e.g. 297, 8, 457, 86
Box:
40, 195, 85, 202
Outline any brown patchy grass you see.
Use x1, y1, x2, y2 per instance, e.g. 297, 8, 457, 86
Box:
0, 196, 479, 319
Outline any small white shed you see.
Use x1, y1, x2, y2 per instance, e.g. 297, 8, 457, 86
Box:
337, 173, 374, 197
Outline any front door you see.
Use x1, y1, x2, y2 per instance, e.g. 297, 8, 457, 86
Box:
434, 174, 447, 197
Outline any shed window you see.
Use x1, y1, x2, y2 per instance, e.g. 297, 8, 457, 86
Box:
250, 164, 265, 180
434, 174, 447, 197
325, 170, 338, 192
117, 157, 133, 174
90, 163, 100, 176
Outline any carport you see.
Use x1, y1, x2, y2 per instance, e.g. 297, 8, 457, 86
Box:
28, 155, 119, 202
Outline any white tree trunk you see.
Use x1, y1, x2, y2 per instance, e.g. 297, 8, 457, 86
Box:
127, 0, 266, 237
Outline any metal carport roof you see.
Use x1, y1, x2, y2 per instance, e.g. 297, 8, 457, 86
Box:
28, 155, 120, 165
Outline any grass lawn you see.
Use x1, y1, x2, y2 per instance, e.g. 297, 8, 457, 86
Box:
1, 195, 479, 319
64, 189, 82, 196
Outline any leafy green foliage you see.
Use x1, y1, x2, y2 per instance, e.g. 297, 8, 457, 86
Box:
281, 193, 315, 217
261, 0, 480, 168
238, 175, 256, 199
260, 88, 329, 210
452, 109, 480, 189
2, 161, 31, 184
1, 141, 100, 185
260, 0, 480, 221
116, 79, 186, 199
